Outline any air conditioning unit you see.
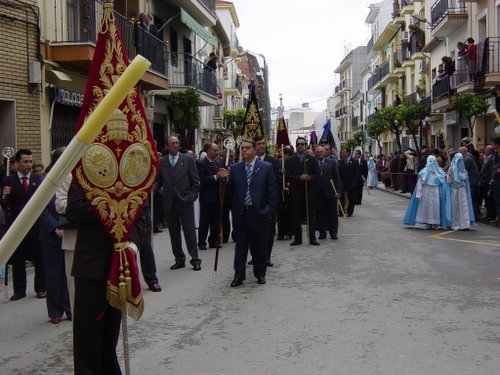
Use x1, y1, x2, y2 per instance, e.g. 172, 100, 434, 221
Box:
401, 31, 409, 42
419, 61, 427, 74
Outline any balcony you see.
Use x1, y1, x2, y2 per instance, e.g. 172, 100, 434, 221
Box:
431, 0, 468, 38
167, 53, 218, 104
366, 112, 378, 124
481, 37, 500, 89
408, 31, 426, 59
372, 22, 402, 52
45, 0, 168, 90
393, 49, 405, 74
432, 76, 452, 111
399, 0, 415, 15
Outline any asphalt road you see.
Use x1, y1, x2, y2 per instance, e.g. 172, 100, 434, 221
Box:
1, 189, 499, 374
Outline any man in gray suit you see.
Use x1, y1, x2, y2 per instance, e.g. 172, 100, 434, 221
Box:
155, 136, 201, 271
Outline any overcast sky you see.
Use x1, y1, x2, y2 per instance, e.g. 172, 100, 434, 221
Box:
231, 0, 373, 112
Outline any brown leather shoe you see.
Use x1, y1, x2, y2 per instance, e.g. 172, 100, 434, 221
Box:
148, 283, 162, 292
10, 293, 26, 301
50, 317, 61, 324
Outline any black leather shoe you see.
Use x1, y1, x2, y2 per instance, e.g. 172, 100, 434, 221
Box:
193, 264, 201, 271
277, 235, 284, 240
266, 261, 274, 267
148, 283, 162, 292
290, 240, 302, 246
310, 240, 320, 246
170, 263, 185, 270
36, 291, 46, 299
230, 279, 243, 287
10, 293, 26, 301
247, 259, 254, 265
257, 276, 266, 284
198, 245, 207, 250
318, 232, 326, 240
330, 235, 338, 240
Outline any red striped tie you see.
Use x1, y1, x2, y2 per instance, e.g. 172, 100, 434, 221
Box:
21, 176, 29, 192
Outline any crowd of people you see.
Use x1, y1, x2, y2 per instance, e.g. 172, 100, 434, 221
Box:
0, 134, 499, 373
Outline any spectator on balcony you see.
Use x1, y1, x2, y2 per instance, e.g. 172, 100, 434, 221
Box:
204, 52, 219, 73
137, 13, 158, 38
442, 56, 455, 76
466, 37, 476, 81
457, 42, 468, 82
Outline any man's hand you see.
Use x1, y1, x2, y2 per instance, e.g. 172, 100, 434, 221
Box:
54, 228, 64, 238
2, 185, 11, 196
299, 174, 310, 181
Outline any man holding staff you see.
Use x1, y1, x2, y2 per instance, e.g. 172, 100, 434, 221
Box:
285, 137, 320, 246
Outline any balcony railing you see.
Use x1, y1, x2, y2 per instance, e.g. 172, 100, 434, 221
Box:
483, 37, 500, 75
431, 0, 467, 29
406, 92, 419, 105
58, 0, 167, 77
408, 32, 425, 55
366, 112, 377, 123
169, 53, 217, 96
432, 76, 451, 102
200, 0, 216, 15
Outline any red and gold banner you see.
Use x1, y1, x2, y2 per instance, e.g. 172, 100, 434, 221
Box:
72, 2, 158, 320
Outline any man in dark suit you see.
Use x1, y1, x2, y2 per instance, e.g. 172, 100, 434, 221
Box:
479, 145, 496, 220
221, 138, 277, 287
67, 182, 147, 374
155, 135, 201, 271
338, 148, 359, 217
196, 143, 225, 250
314, 145, 342, 240
277, 146, 294, 240
354, 149, 368, 205
285, 137, 320, 246
253, 135, 279, 266
1, 148, 45, 300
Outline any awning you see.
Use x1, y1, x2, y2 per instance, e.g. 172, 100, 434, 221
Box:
180, 8, 217, 47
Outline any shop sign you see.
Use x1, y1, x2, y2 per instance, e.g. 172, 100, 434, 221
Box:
53, 86, 83, 107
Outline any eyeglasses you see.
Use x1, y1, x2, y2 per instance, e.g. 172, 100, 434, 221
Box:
296, 143, 306, 146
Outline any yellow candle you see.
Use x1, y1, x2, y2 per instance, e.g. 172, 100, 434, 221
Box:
493, 110, 500, 125
0, 55, 151, 265
77, 55, 151, 144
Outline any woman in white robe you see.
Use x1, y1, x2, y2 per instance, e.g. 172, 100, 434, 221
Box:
446, 152, 475, 230
366, 156, 379, 188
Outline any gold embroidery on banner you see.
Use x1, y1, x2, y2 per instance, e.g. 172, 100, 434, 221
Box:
244, 103, 262, 139
74, 4, 158, 242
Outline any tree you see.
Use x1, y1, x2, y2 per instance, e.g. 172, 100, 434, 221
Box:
223, 108, 246, 139
352, 130, 364, 146
166, 88, 203, 148
366, 115, 388, 151
396, 101, 430, 155
377, 106, 403, 151
451, 93, 490, 138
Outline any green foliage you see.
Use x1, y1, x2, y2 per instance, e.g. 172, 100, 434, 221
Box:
376, 106, 403, 151
341, 138, 359, 151
415, 78, 427, 99
223, 108, 246, 138
396, 101, 430, 154
166, 88, 203, 131
352, 130, 364, 145
366, 114, 388, 151
451, 93, 490, 137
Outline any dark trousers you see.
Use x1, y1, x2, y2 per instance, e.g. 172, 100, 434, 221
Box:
73, 278, 122, 375
316, 195, 338, 236
341, 188, 356, 216
391, 172, 399, 190
9, 236, 45, 295
291, 196, 316, 242
233, 207, 268, 280
266, 215, 276, 261
470, 185, 479, 218
222, 200, 231, 243
494, 182, 500, 220
139, 207, 158, 285
165, 200, 200, 265
406, 171, 417, 193
152, 191, 163, 229
198, 201, 219, 247
277, 195, 292, 237
481, 184, 496, 219
41, 242, 71, 319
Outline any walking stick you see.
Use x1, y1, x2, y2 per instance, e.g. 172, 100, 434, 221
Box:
213, 137, 235, 286
2, 146, 14, 302
362, 175, 371, 196
304, 156, 310, 244
121, 307, 130, 375
330, 179, 346, 218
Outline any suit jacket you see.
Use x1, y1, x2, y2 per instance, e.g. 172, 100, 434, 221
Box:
155, 153, 200, 212
316, 158, 343, 199
229, 159, 277, 226
464, 154, 480, 186
38, 197, 62, 247
1, 172, 43, 238
66, 182, 147, 280
479, 154, 494, 187
338, 157, 359, 190
285, 153, 319, 200
196, 157, 220, 204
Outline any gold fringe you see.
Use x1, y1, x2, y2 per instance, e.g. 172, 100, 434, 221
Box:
107, 281, 144, 321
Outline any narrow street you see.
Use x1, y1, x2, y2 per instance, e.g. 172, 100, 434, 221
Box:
1, 189, 500, 374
